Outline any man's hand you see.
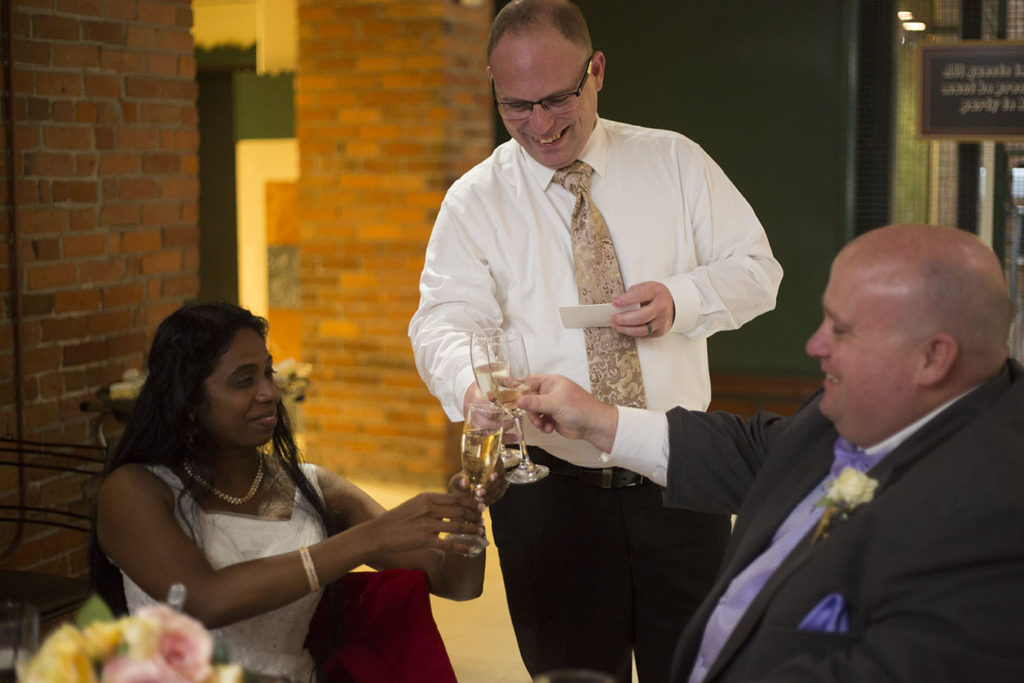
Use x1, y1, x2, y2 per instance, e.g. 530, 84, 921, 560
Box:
610, 281, 675, 338
516, 374, 619, 453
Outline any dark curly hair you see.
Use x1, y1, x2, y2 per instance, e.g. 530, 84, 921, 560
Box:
89, 301, 331, 614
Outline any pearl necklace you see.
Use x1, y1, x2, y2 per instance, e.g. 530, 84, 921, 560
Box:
183, 457, 264, 506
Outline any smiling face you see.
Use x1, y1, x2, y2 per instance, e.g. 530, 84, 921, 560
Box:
488, 26, 604, 170
804, 253, 925, 448
195, 327, 280, 457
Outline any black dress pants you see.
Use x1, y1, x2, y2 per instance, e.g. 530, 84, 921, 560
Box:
489, 448, 730, 683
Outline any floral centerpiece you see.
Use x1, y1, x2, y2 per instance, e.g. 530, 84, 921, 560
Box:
812, 466, 879, 543
19, 596, 244, 683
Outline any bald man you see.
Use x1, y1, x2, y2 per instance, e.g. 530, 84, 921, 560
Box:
519, 225, 1024, 682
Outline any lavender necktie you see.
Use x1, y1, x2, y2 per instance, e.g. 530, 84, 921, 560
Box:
552, 160, 646, 408
687, 436, 879, 682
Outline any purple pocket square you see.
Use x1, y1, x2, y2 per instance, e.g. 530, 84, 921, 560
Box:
798, 592, 851, 633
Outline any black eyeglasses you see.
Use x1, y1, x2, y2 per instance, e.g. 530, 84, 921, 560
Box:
493, 54, 594, 120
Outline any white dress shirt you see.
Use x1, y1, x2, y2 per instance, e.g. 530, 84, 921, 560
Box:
409, 117, 783, 466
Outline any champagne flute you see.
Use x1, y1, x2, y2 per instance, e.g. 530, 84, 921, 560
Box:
471, 329, 521, 469
478, 330, 549, 484
447, 402, 504, 557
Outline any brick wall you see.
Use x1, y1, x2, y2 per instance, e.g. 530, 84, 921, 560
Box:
1, 0, 198, 577
296, 0, 494, 485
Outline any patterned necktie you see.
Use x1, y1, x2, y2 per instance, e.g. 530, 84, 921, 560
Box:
553, 160, 646, 408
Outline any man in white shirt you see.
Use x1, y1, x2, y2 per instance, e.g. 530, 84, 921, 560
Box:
517, 224, 1024, 682
409, 1, 782, 679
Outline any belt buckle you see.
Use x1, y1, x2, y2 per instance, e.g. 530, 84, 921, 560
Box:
600, 468, 614, 488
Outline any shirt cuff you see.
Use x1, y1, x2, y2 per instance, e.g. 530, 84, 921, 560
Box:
659, 275, 701, 334
602, 406, 670, 486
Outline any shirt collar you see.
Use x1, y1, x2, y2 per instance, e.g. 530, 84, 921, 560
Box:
515, 117, 609, 190
860, 383, 982, 457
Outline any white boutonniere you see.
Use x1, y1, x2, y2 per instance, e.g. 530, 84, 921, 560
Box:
812, 466, 879, 543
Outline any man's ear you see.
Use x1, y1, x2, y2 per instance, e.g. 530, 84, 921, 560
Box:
915, 332, 959, 387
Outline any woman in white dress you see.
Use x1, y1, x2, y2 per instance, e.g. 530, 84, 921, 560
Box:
90, 302, 501, 682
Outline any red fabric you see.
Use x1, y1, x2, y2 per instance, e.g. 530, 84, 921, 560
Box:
303, 569, 458, 683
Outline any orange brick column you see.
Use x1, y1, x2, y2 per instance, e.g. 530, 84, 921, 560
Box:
296, 1, 494, 485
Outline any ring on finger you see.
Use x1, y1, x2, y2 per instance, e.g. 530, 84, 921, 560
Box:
645, 322, 654, 336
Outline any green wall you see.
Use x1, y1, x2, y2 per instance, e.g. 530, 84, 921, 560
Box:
497, 1, 858, 375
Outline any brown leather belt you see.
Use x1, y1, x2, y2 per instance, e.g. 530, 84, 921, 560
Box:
529, 447, 646, 489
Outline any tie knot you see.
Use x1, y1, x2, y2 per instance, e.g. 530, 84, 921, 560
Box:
553, 160, 593, 195
832, 436, 871, 474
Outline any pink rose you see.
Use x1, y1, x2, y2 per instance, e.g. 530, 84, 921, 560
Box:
102, 655, 186, 683
134, 605, 214, 682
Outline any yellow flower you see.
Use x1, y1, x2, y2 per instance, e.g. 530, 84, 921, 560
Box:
19, 624, 98, 683
81, 620, 124, 660
208, 663, 245, 683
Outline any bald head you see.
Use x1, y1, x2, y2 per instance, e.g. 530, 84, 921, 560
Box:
839, 224, 1011, 380
488, 0, 592, 60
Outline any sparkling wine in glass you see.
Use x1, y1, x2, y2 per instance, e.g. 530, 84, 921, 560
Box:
479, 330, 549, 484
471, 329, 521, 469
447, 402, 504, 557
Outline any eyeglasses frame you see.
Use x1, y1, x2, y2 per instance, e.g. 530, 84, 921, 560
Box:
492, 53, 595, 120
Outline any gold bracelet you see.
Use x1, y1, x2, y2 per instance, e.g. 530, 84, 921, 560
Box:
298, 546, 320, 593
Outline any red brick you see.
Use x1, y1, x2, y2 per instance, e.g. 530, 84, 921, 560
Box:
99, 204, 140, 227
124, 76, 160, 98
54, 288, 101, 313
21, 293, 55, 316
53, 43, 100, 68
29, 238, 61, 261
22, 346, 62, 375
17, 207, 67, 235
27, 262, 78, 290
75, 153, 98, 176
32, 14, 79, 40
63, 340, 106, 367
69, 207, 96, 231
141, 250, 181, 275
43, 126, 92, 150
117, 127, 159, 149
118, 177, 159, 200
146, 53, 177, 76
118, 228, 161, 252
161, 176, 196, 199
80, 258, 126, 284
122, 101, 137, 123
40, 315, 89, 341
156, 29, 193, 54
100, 49, 145, 73
142, 202, 179, 225
161, 274, 198, 296
82, 20, 125, 45
162, 225, 196, 247
142, 152, 178, 173
51, 100, 75, 123
74, 101, 97, 123
95, 101, 119, 124
24, 152, 73, 176
63, 233, 107, 258
52, 180, 98, 203
106, 331, 146, 358
84, 74, 121, 98
36, 73, 84, 98
87, 310, 133, 336
99, 153, 142, 174
101, 283, 144, 309
57, 0, 104, 17
126, 25, 157, 48
139, 102, 179, 124
95, 126, 114, 149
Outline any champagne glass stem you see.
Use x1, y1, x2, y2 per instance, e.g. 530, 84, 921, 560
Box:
506, 408, 549, 484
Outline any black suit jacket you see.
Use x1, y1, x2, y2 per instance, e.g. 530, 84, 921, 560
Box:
664, 361, 1024, 682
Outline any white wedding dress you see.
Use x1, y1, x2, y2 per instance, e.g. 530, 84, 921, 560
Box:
120, 463, 326, 682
